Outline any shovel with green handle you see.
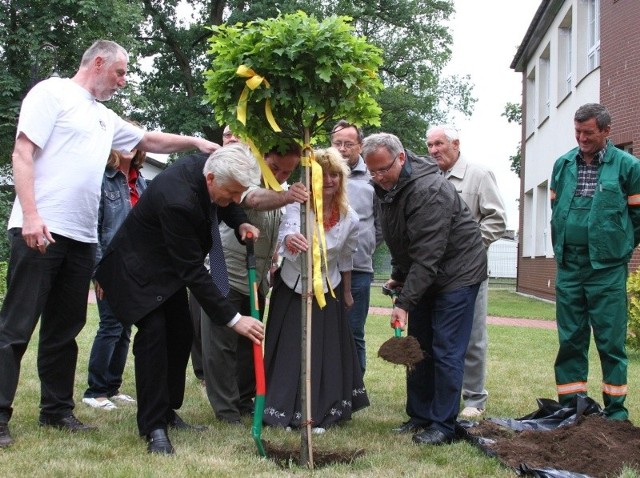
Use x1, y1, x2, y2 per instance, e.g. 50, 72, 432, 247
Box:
382, 285, 402, 337
378, 284, 424, 369
245, 231, 267, 457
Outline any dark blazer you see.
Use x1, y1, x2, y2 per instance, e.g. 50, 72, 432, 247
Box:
95, 152, 248, 326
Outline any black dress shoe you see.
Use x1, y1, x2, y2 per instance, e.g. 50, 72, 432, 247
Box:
392, 421, 426, 434
147, 428, 175, 455
169, 412, 207, 431
38, 414, 97, 432
412, 427, 454, 445
0, 422, 13, 448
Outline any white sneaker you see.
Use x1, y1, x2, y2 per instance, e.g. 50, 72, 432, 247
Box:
311, 427, 326, 434
82, 397, 117, 410
459, 406, 485, 419
110, 393, 136, 403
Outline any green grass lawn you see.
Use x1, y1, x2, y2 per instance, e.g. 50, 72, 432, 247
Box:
1, 294, 638, 477
369, 284, 557, 320
486, 289, 556, 320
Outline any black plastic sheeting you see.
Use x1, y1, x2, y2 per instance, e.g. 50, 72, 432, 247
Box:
457, 395, 604, 478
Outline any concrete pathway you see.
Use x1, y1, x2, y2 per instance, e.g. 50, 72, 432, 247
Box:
88, 291, 557, 331
368, 306, 557, 330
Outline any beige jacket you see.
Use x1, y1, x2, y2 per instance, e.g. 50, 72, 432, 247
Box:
446, 153, 507, 248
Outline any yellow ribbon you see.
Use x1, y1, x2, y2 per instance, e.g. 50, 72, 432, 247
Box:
244, 137, 283, 192
236, 65, 282, 133
302, 148, 334, 308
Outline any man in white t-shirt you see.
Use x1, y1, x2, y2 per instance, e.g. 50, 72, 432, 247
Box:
0, 39, 218, 449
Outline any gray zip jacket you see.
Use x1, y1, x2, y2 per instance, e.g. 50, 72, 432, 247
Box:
373, 150, 487, 311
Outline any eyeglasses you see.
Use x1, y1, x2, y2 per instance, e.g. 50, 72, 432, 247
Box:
222, 132, 234, 139
331, 140, 359, 149
368, 155, 398, 178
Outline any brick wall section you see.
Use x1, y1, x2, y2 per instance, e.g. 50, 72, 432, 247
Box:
600, 0, 640, 153
518, 251, 640, 302
599, 0, 640, 287
517, 256, 557, 301
630, 250, 640, 274
517, 0, 640, 302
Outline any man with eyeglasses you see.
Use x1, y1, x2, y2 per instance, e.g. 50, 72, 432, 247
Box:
361, 132, 486, 446
222, 125, 240, 145
330, 120, 382, 375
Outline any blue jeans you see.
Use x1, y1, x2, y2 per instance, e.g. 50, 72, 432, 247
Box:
84, 297, 132, 398
0, 229, 95, 421
406, 283, 480, 437
347, 272, 373, 374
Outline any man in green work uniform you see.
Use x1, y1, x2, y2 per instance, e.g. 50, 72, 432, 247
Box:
550, 103, 640, 420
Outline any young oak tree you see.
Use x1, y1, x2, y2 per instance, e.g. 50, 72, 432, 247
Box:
204, 11, 383, 467
129, 0, 475, 152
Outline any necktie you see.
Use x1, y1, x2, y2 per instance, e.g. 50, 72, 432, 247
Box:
209, 205, 230, 297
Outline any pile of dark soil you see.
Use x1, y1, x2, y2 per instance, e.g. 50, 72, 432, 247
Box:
377, 336, 425, 369
262, 440, 365, 469
466, 415, 640, 477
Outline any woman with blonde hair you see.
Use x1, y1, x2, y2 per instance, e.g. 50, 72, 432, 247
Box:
263, 147, 369, 433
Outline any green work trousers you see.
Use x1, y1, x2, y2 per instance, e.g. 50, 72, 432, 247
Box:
555, 196, 629, 420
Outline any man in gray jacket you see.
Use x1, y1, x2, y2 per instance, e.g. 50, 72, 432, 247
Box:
331, 120, 381, 374
362, 132, 486, 446
427, 125, 507, 419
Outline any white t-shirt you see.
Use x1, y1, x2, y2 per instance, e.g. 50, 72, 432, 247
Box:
9, 77, 144, 242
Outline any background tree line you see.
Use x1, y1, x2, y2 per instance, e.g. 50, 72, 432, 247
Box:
0, 0, 477, 262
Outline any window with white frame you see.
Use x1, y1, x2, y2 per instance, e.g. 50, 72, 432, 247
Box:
526, 68, 536, 135
535, 182, 549, 256
587, 0, 600, 71
557, 9, 573, 101
576, 0, 598, 81
523, 189, 534, 257
538, 45, 551, 124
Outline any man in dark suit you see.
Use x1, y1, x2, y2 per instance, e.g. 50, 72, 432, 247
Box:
95, 144, 265, 454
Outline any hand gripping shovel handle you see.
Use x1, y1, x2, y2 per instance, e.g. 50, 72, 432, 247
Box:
393, 319, 402, 338
246, 232, 266, 457
383, 285, 402, 337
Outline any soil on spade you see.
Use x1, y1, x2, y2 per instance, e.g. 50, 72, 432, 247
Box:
377, 336, 425, 369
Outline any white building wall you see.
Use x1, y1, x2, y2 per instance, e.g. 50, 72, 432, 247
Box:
140, 153, 169, 181
521, 0, 600, 259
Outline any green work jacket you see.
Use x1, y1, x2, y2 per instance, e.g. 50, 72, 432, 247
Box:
550, 142, 640, 269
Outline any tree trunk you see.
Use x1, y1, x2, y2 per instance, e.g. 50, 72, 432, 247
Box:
299, 128, 314, 469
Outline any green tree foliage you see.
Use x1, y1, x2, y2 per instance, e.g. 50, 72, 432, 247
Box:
222, 0, 475, 152
128, 0, 227, 140
0, 0, 476, 159
0, 0, 144, 167
626, 268, 640, 350
0, 187, 14, 262
502, 101, 522, 177
131, 0, 475, 152
0, 0, 143, 258
204, 12, 383, 153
